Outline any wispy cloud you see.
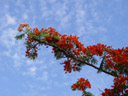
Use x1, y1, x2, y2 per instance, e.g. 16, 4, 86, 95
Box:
6, 14, 16, 25
1, 28, 18, 48
0, 14, 16, 30
23, 66, 37, 76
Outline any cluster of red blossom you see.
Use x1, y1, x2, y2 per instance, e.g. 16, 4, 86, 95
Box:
26, 47, 37, 57
105, 47, 128, 71
26, 34, 37, 58
63, 58, 78, 73
18, 24, 29, 31
17, 24, 128, 96
71, 78, 91, 91
102, 75, 128, 96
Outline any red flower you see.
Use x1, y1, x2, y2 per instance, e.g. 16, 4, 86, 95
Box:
71, 78, 91, 91
19, 24, 29, 27
33, 28, 39, 35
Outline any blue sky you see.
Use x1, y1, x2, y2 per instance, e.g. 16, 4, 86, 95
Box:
0, 0, 128, 96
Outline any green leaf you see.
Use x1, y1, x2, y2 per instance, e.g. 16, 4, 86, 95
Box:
28, 50, 37, 60
53, 35, 59, 40
111, 71, 118, 77
91, 57, 97, 64
82, 91, 94, 96
55, 51, 64, 60
30, 54, 37, 60
84, 54, 95, 64
28, 32, 39, 38
76, 67, 81, 72
25, 41, 32, 48
40, 32, 50, 37
97, 55, 106, 73
15, 33, 25, 40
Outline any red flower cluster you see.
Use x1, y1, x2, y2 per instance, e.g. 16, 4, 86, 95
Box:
113, 75, 128, 88
63, 58, 78, 73
47, 27, 61, 37
101, 88, 114, 96
26, 47, 37, 58
57, 35, 80, 50
33, 28, 40, 35
25, 36, 37, 59
101, 75, 128, 96
24, 26, 62, 59
71, 78, 91, 91
85, 43, 108, 56
18, 24, 29, 31
79, 44, 128, 73
19, 24, 29, 27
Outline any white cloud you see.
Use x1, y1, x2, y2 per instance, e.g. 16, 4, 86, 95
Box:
12, 53, 23, 67
23, 13, 28, 19
2, 49, 11, 57
6, 14, 16, 25
72, 0, 108, 44
29, 67, 37, 75
16, 0, 25, 8
26, 60, 33, 65
13, 53, 19, 59
40, 0, 71, 27
0, 14, 16, 30
1, 28, 18, 48
76, 10, 86, 24
23, 66, 37, 76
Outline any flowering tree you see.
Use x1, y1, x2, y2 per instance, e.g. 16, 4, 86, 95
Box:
15, 24, 128, 96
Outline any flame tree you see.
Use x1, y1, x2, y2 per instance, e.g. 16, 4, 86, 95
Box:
15, 24, 128, 96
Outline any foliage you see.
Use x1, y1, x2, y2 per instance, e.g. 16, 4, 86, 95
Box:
15, 33, 25, 40
15, 24, 128, 96
82, 91, 94, 96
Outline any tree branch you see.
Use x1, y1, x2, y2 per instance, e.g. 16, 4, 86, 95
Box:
33, 38, 118, 77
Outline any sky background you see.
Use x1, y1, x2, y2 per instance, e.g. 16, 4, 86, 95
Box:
0, 0, 128, 96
